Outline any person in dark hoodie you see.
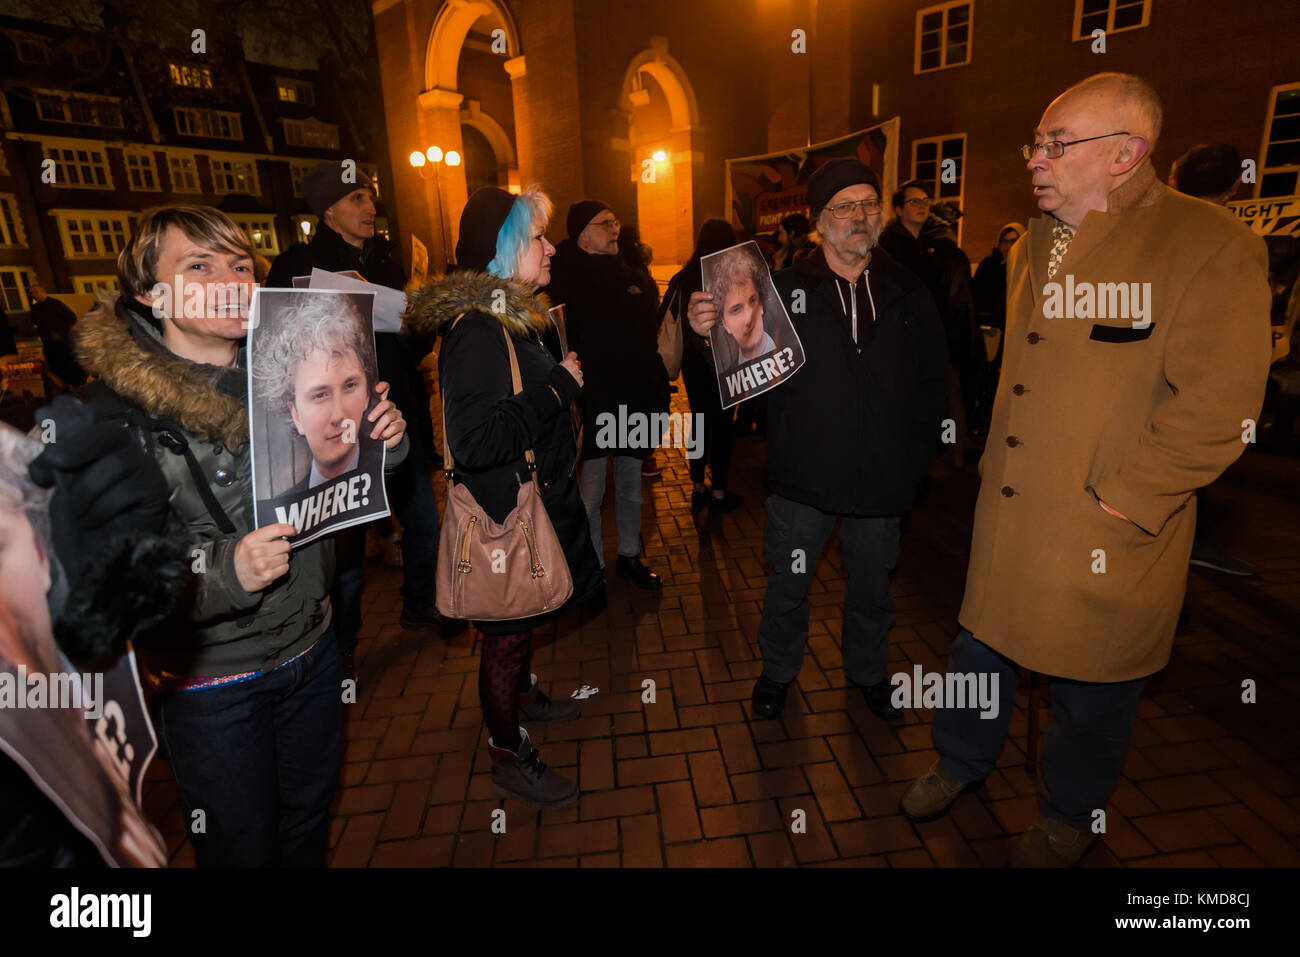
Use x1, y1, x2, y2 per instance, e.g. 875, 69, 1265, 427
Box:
406, 185, 600, 809
542, 201, 669, 590
72, 205, 408, 866
688, 158, 948, 722
665, 218, 743, 514
267, 161, 456, 674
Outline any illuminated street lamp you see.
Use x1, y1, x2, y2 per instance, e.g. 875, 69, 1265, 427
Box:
410, 144, 459, 265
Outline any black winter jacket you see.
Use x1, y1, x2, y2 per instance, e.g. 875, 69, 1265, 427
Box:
767, 246, 948, 516
406, 272, 603, 634
541, 240, 669, 460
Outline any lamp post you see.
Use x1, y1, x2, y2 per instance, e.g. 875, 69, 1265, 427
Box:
409, 146, 462, 269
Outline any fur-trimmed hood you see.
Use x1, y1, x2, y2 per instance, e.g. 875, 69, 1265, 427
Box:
404, 270, 552, 340
73, 294, 249, 449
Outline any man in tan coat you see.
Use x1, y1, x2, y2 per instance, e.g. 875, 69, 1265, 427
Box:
900, 73, 1272, 866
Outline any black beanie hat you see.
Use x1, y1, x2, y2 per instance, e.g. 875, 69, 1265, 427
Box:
566, 199, 611, 240
455, 187, 518, 272
302, 160, 375, 219
805, 157, 881, 219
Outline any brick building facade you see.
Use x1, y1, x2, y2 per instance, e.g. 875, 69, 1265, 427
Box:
372, 0, 1299, 271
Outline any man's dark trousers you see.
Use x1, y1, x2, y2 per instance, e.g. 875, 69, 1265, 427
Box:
934, 630, 1146, 830
757, 493, 900, 687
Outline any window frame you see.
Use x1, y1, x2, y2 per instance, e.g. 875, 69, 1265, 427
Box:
0, 193, 27, 247
1257, 80, 1300, 200
52, 210, 135, 260
44, 143, 114, 189
166, 152, 203, 194
174, 107, 244, 141
0, 267, 35, 312
123, 149, 161, 192
33, 88, 124, 128
1071, 0, 1151, 42
275, 76, 316, 105
168, 62, 214, 90
281, 117, 341, 151
910, 132, 968, 243
209, 157, 261, 196
230, 214, 280, 255
914, 1, 974, 75
72, 275, 120, 295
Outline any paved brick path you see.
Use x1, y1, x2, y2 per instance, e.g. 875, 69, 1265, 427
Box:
146, 388, 1300, 867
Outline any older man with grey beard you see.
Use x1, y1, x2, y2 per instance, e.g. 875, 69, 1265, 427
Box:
688, 157, 948, 722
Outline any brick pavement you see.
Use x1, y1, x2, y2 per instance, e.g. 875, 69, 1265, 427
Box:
145, 389, 1300, 868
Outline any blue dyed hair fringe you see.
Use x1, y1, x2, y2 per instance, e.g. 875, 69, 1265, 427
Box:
487, 197, 529, 279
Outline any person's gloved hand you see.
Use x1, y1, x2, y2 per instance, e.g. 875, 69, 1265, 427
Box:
27, 395, 171, 582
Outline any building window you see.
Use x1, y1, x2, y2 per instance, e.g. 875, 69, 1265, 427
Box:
231, 215, 279, 255
45, 145, 113, 189
912, 133, 967, 238
73, 275, 120, 295
0, 195, 26, 247
211, 158, 260, 195
168, 63, 214, 89
289, 161, 315, 197
12, 32, 51, 64
0, 268, 34, 312
1073, 0, 1150, 40
275, 77, 315, 105
34, 90, 124, 127
55, 212, 133, 259
124, 151, 160, 191
167, 153, 202, 193
915, 1, 972, 74
282, 118, 340, 151
1259, 82, 1300, 199
174, 107, 243, 140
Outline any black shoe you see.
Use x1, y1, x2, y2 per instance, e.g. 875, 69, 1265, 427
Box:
708, 490, 743, 515
691, 487, 710, 510
855, 678, 904, 722
400, 604, 441, 631
615, 555, 661, 588
751, 674, 791, 718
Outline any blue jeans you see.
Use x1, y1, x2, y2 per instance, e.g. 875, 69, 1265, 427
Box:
579, 455, 644, 565
152, 629, 344, 867
934, 630, 1146, 831
757, 493, 900, 687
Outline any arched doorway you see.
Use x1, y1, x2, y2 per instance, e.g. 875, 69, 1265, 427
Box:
418, 0, 522, 268
620, 39, 701, 269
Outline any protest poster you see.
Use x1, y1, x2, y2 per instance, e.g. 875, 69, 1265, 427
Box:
0, 423, 164, 867
701, 241, 805, 409
308, 268, 406, 332
248, 288, 389, 547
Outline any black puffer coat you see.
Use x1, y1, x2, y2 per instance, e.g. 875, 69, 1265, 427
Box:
406, 272, 602, 635
541, 240, 669, 461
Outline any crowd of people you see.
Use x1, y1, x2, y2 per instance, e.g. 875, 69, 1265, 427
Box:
0, 70, 1281, 869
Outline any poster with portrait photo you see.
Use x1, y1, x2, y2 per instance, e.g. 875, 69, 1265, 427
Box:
248, 288, 389, 548
702, 240, 805, 409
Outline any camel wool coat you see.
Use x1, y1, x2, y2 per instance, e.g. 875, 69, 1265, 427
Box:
959, 163, 1272, 682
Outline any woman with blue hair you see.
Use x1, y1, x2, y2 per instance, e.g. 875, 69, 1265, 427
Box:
406, 186, 599, 808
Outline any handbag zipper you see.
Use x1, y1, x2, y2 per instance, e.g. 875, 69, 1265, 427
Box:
457, 515, 477, 572
518, 516, 544, 579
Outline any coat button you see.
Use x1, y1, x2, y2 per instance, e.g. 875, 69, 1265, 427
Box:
214, 468, 235, 487
213, 442, 225, 456
1012, 384, 1026, 395
1001, 485, 1015, 497
1006, 436, 1020, 447
1026, 332, 1041, 344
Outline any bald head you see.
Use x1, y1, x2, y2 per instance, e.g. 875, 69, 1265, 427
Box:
1054, 73, 1162, 148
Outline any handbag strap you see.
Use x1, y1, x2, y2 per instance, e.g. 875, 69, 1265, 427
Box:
441, 312, 541, 491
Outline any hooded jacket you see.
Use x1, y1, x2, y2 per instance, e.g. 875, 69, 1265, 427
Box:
406, 271, 602, 634
767, 246, 948, 516
72, 295, 407, 678
541, 239, 669, 460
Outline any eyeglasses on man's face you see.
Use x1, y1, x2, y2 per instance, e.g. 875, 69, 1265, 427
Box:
827, 198, 882, 219
1020, 131, 1130, 160
903, 196, 932, 208
591, 217, 620, 231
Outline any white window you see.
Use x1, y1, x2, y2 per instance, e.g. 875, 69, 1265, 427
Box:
275, 77, 315, 105
211, 158, 260, 195
73, 275, 119, 294
124, 150, 160, 191
168, 63, 214, 89
1073, 0, 1150, 40
289, 161, 315, 197
912, 133, 967, 239
167, 153, 202, 193
1259, 82, 1300, 199
0, 194, 26, 247
45, 145, 113, 189
12, 33, 51, 65
34, 90, 123, 127
231, 215, 279, 255
291, 214, 318, 243
915, 1, 972, 74
0, 267, 34, 312
282, 118, 340, 151
174, 107, 243, 140
54, 212, 133, 259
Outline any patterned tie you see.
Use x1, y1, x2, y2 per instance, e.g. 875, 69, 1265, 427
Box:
1047, 219, 1074, 280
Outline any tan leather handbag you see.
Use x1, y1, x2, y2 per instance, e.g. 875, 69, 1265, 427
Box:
436, 315, 574, 622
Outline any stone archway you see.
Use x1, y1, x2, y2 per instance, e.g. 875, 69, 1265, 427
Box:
619, 37, 702, 267
460, 99, 517, 190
